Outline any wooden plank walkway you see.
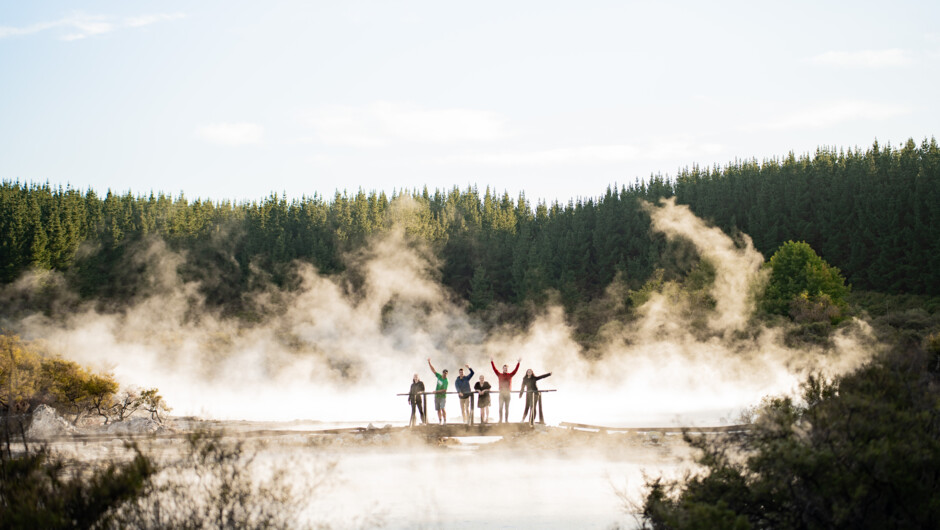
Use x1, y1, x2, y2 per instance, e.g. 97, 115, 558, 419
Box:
22, 421, 750, 443
559, 422, 750, 433
315, 422, 537, 437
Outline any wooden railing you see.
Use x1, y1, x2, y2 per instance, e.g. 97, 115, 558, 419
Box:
396, 390, 557, 426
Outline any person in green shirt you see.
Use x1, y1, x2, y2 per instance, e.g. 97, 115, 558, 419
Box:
428, 358, 449, 425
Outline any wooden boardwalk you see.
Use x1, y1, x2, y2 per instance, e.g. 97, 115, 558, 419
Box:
316, 422, 538, 437
314, 421, 750, 437
559, 422, 750, 434
22, 420, 750, 443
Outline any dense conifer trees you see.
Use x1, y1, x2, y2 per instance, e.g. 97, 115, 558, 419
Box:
1, 138, 938, 311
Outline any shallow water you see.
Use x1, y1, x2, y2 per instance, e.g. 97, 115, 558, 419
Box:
33, 419, 696, 529
307, 432, 692, 529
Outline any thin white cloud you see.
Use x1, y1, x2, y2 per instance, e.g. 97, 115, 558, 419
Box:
0, 12, 185, 41
60, 14, 115, 41
0, 21, 59, 39
195, 122, 265, 146
307, 102, 509, 147
808, 49, 914, 68
759, 100, 911, 130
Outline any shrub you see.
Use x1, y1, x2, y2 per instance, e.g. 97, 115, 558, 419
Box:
639, 349, 940, 529
762, 241, 849, 321
1, 333, 168, 424
0, 432, 156, 529
0, 334, 41, 412
107, 431, 333, 529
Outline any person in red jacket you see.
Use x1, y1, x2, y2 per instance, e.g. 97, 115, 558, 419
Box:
491, 358, 520, 423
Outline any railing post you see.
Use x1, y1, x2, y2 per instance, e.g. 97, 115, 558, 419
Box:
537, 391, 544, 424
469, 393, 475, 425
422, 394, 428, 424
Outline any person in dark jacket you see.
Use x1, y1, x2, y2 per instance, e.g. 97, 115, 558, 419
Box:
454, 364, 475, 424
408, 373, 426, 427
518, 369, 551, 425
474, 375, 492, 424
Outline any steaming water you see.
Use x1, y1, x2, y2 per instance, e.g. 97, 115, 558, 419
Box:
34, 419, 693, 529
316, 439, 686, 529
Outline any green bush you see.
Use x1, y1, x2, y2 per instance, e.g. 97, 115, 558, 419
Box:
640, 349, 940, 529
762, 241, 849, 322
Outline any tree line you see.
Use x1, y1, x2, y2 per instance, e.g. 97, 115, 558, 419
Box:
1, 138, 937, 316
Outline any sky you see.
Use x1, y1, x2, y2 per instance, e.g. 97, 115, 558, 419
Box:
1, 0, 938, 205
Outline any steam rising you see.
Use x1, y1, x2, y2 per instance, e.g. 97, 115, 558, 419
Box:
7, 198, 875, 425
644, 198, 765, 333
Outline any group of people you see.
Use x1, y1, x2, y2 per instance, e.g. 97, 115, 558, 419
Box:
408, 358, 552, 426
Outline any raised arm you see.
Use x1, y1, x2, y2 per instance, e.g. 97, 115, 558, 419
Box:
535, 372, 552, 381
428, 358, 437, 375
509, 360, 520, 377
491, 359, 499, 375
466, 365, 474, 379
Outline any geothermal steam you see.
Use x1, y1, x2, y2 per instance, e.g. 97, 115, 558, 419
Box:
11, 198, 875, 424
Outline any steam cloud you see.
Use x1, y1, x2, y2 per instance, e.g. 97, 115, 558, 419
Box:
6, 198, 876, 425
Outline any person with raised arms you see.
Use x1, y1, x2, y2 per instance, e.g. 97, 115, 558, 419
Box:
428, 358, 449, 425
454, 364, 475, 424
519, 368, 552, 425
491, 358, 521, 423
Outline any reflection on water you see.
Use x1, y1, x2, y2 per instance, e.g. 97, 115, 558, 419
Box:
311, 429, 693, 529
33, 420, 696, 529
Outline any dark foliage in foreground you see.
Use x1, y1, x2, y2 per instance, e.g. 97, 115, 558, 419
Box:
639, 344, 940, 530
0, 426, 332, 529
107, 431, 320, 529
0, 420, 156, 529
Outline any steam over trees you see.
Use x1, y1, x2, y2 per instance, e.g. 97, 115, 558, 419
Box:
1, 138, 938, 321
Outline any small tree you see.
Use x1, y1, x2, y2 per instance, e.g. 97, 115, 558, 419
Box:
39, 358, 119, 424
86, 385, 169, 425
139, 388, 170, 422
86, 373, 120, 424
0, 334, 41, 413
762, 241, 849, 322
